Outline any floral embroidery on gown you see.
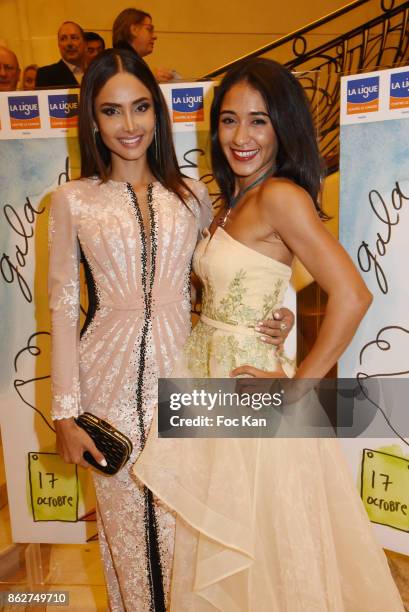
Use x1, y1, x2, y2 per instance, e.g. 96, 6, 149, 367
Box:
185, 227, 294, 377
134, 228, 404, 611
48, 177, 212, 612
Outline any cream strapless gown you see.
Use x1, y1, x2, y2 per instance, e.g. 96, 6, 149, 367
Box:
134, 228, 404, 611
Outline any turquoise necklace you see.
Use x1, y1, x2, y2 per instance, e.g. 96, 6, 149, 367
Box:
218, 166, 275, 228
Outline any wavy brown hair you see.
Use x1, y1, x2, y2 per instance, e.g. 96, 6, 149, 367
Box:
79, 48, 195, 205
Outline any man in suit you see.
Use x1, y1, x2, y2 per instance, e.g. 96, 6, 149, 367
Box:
36, 21, 86, 88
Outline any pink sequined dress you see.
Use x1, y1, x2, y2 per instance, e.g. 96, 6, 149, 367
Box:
48, 176, 212, 611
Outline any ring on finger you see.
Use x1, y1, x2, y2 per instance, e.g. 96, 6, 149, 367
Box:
280, 322, 287, 331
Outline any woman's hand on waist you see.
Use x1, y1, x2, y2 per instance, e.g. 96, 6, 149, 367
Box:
255, 307, 294, 348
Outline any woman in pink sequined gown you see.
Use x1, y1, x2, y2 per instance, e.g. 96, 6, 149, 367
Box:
48, 49, 212, 611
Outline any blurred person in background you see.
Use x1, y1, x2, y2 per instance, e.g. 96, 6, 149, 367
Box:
36, 21, 86, 88
0, 46, 20, 91
84, 31, 105, 65
22, 64, 38, 90
112, 8, 177, 82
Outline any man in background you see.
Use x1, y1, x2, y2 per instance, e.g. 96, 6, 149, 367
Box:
35, 21, 86, 88
0, 46, 20, 91
84, 32, 105, 65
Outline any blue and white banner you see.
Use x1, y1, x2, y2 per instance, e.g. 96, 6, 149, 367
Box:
339, 66, 409, 555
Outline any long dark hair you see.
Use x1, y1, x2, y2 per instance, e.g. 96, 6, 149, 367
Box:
79, 48, 194, 204
210, 58, 324, 215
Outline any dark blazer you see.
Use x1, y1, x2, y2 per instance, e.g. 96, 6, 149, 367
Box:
35, 59, 79, 89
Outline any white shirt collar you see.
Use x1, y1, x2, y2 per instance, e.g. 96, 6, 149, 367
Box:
62, 59, 84, 83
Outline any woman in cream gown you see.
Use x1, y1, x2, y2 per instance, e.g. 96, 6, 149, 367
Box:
134, 58, 404, 611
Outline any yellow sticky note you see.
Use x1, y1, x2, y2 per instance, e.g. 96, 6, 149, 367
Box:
361, 448, 409, 532
28, 452, 79, 522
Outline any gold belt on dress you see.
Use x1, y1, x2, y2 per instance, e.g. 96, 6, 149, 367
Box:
200, 313, 257, 336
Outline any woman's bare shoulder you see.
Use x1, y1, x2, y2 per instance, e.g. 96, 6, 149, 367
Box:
261, 177, 311, 203
255, 177, 322, 243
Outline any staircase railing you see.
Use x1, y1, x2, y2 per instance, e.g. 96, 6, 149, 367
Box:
202, 0, 409, 171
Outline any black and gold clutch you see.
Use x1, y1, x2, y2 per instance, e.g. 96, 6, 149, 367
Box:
75, 412, 133, 476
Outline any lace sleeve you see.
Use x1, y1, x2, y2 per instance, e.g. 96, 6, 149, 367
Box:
197, 181, 213, 232
186, 179, 213, 232
48, 186, 81, 420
